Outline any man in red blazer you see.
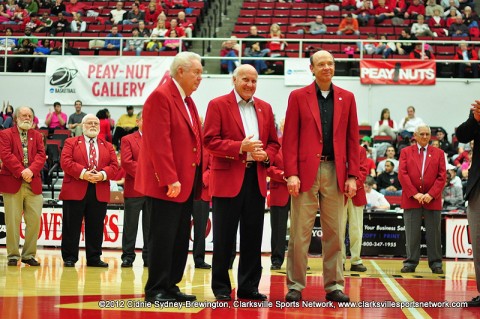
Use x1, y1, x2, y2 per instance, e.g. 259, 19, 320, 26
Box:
135, 52, 203, 303
283, 50, 360, 303
203, 64, 280, 301
60, 114, 118, 268
120, 111, 150, 268
398, 124, 446, 274
342, 145, 369, 272
0, 106, 46, 267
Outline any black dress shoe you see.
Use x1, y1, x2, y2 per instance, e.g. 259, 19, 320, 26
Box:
121, 259, 133, 268
145, 293, 176, 303
350, 264, 367, 272
326, 290, 350, 302
285, 289, 302, 301
431, 267, 444, 274
468, 296, 480, 307
21, 258, 40, 266
64, 261, 75, 267
170, 291, 196, 302
270, 264, 281, 270
87, 260, 109, 268
195, 262, 211, 269
400, 266, 416, 273
215, 294, 232, 301
8, 259, 18, 266
237, 291, 267, 301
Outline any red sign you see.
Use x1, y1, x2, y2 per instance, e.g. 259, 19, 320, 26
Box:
360, 60, 436, 85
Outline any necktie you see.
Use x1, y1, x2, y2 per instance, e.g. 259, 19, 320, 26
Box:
21, 131, 28, 168
419, 147, 425, 177
89, 139, 97, 170
185, 96, 201, 165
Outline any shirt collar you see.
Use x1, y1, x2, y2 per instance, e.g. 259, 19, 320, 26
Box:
417, 144, 428, 152
172, 78, 187, 100
84, 135, 97, 143
234, 89, 254, 105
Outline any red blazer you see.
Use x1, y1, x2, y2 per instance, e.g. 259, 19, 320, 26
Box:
352, 146, 368, 207
135, 78, 203, 203
267, 140, 289, 207
0, 127, 46, 195
282, 83, 360, 193
201, 152, 212, 202
121, 130, 143, 198
398, 145, 446, 210
59, 136, 118, 202
203, 90, 280, 198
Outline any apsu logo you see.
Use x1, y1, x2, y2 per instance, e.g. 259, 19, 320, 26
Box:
49, 67, 78, 91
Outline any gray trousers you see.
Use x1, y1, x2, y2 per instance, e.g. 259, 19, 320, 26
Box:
121, 196, 149, 263
403, 207, 442, 269
467, 184, 480, 293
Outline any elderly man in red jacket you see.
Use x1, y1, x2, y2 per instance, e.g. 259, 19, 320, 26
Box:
0, 106, 46, 267
398, 124, 446, 274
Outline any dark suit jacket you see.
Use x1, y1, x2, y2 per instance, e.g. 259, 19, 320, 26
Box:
398, 144, 446, 210
59, 135, 118, 202
267, 139, 289, 207
282, 83, 360, 192
203, 90, 280, 198
121, 130, 143, 198
0, 127, 46, 195
456, 112, 480, 201
135, 78, 203, 202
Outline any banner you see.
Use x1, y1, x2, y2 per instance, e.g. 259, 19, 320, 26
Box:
445, 218, 472, 259
360, 60, 436, 85
44, 56, 174, 105
284, 58, 313, 86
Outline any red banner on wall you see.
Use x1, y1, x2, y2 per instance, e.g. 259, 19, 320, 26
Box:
360, 60, 436, 85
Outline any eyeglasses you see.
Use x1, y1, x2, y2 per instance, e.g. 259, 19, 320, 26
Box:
84, 121, 99, 127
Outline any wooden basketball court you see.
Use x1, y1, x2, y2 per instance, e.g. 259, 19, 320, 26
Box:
1, 248, 478, 319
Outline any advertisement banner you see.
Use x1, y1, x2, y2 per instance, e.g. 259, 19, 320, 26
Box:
284, 58, 313, 86
44, 56, 174, 105
445, 218, 472, 259
360, 60, 436, 85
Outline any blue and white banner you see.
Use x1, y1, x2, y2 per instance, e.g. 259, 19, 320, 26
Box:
284, 58, 312, 86
44, 56, 174, 105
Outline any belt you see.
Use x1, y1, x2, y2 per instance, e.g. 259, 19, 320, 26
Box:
246, 161, 256, 168
320, 155, 334, 162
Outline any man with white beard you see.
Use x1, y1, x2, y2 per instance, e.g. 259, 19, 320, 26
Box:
60, 114, 118, 268
0, 106, 46, 267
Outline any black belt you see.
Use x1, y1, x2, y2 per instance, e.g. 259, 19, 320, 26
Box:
320, 155, 334, 162
246, 161, 256, 168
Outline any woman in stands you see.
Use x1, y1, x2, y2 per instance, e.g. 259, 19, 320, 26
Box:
70, 13, 87, 33
373, 108, 398, 140
267, 23, 287, 57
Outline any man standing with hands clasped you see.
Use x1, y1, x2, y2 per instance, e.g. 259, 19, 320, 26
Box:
282, 50, 360, 302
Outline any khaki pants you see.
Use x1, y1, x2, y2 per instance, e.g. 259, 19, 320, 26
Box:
342, 198, 364, 266
4, 182, 43, 260
287, 161, 346, 293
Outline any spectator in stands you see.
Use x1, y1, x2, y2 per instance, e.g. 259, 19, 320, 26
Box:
355, 1, 374, 26
220, 38, 239, 74
399, 106, 423, 139
292, 15, 327, 35
410, 43, 435, 60
109, 1, 126, 25
104, 26, 123, 51
70, 12, 87, 33
267, 23, 287, 56
8, 38, 35, 72
25, 13, 43, 31
51, 40, 79, 55
68, 99, 86, 136
138, 20, 151, 38
436, 128, 455, 157
444, 5, 461, 21
443, 171, 464, 208
428, 9, 448, 37
450, 16, 470, 38
377, 160, 402, 196
0, 102, 14, 128
26, 0, 39, 15
411, 14, 434, 37
463, 6, 479, 30
361, 33, 378, 55
404, 0, 425, 20
96, 109, 112, 142
50, 0, 65, 17
373, 108, 398, 139
112, 105, 137, 150
342, 0, 357, 11
447, 163, 463, 188
37, 12, 52, 33
458, 0, 475, 11
150, 19, 168, 38
0, 28, 17, 51
387, 28, 417, 57
425, 0, 444, 18
244, 25, 274, 75
365, 176, 391, 210
45, 102, 67, 131
124, 27, 144, 56
12, 3, 28, 24
431, 140, 449, 166
160, 29, 181, 52
50, 12, 70, 36
32, 38, 52, 72
454, 41, 479, 78
145, 2, 161, 25
19, 27, 38, 47
336, 13, 360, 35
441, 0, 460, 9
0, 4, 15, 24
373, 0, 395, 25
377, 146, 399, 174
64, 0, 93, 17
104, 108, 115, 132
123, 3, 144, 25
177, 11, 194, 38
390, 0, 407, 17
166, 18, 186, 38
165, 0, 189, 9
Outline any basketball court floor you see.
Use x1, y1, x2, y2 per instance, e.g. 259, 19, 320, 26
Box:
1, 248, 478, 319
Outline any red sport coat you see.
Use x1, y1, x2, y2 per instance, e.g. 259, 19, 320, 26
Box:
398, 144, 446, 210
59, 136, 118, 202
201, 151, 212, 202
267, 139, 289, 207
352, 145, 368, 207
135, 78, 203, 203
121, 130, 143, 198
0, 126, 46, 195
203, 90, 280, 198
282, 83, 360, 192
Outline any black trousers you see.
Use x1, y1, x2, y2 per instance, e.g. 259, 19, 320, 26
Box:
211, 166, 265, 296
121, 196, 149, 264
61, 183, 107, 263
144, 192, 194, 297
270, 200, 290, 266
192, 199, 210, 265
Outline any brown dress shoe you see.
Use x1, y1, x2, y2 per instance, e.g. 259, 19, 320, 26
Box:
285, 289, 302, 301
326, 290, 350, 302
21, 258, 40, 266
